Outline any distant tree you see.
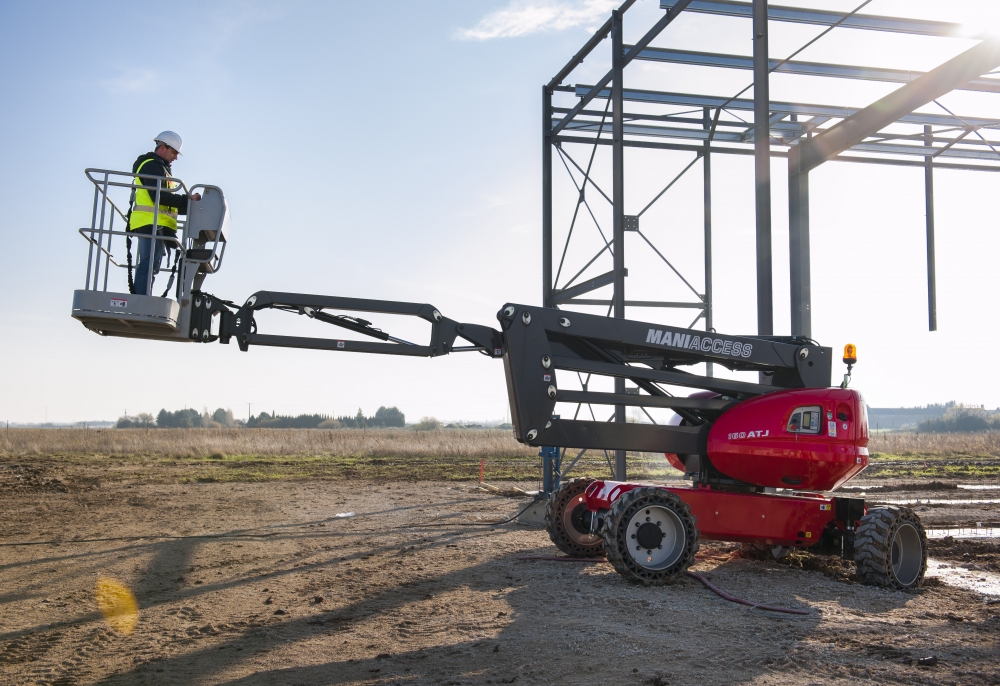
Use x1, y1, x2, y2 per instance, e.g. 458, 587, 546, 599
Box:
156, 408, 201, 428
116, 412, 154, 428
318, 418, 342, 429
373, 406, 405, 428
414, 417, 441, 431
210, 408, 236, 427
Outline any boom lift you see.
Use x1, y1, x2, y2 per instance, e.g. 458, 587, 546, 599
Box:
71, 169, 927, 590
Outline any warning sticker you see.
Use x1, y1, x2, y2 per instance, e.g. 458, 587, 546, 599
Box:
828, 421, 837, 437
110, 299, 127, 308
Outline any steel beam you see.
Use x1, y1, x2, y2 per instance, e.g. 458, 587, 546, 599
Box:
798, 39, 1000, 174
547, 0, 637, 89
631, 46, 1000, 94
554, 134, 1000, 173
543, 86, 554, 308
574, 85, 1000, 129
558, 118, 1000, 161
788, 145, 810, 337
659, 0, 976, 39
612, 9, 627, 480
551, 0, 693, 137
753, 0, 773, 336
703, 107, 714, 376
925, 125, 937, 332
565, 299, 704, 308
553, 270, 618, 304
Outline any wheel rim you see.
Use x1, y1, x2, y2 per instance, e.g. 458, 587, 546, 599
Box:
562, 494, 600, 546
625, 505, 685, 570
890, 522, 923, 587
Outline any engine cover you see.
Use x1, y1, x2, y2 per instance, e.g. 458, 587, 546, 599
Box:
707, 388, 868, 491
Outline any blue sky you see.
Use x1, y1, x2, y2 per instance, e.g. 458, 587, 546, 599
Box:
1, 0, 999, 424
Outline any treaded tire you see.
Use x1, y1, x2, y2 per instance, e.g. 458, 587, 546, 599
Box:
602, 486, 699, 586
855, 506, 927, 590
545, 478, 604, 557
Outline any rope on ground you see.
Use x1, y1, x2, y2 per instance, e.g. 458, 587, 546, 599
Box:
410, 498, 542, 528
686, 572, 810, 615
516, 555, 810, 616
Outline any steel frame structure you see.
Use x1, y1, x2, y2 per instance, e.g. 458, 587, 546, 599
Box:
542, 0, 1000, 478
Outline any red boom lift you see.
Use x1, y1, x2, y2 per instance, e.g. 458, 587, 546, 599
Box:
72, 170, 927, 590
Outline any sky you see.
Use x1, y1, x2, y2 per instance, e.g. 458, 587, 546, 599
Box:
1, 0, 999, 425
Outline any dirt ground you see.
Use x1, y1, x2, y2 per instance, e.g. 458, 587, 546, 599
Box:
2, 461, 999, 685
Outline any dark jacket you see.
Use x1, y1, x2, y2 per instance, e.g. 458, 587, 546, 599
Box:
131, 151, 189, 214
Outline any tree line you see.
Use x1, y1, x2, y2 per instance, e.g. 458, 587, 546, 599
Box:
917, 404, 1000, 433
116, 406, 406, 429
246, 406, 405, 429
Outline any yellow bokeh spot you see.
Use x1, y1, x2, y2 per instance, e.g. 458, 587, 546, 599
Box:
95, 577, 139, 635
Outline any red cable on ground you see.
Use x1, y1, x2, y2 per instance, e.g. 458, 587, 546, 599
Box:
516, 555, 810, 615
686, 572, 810, 615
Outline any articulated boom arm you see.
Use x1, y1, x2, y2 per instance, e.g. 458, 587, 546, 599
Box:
498, 304, 831, 455
208, 291, 504, 359
190, 291, 832, 459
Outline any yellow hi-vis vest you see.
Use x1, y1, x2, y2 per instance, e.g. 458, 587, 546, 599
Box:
129, 157, 179, 231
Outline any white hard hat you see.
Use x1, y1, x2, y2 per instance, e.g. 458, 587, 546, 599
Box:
153, 130, 183, 154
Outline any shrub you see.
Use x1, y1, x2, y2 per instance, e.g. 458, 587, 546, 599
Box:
414, 417, 441, 431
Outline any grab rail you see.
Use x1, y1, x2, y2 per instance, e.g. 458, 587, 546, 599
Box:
80, 168, 227, 299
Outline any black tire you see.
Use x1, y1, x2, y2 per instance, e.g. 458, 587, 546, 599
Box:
855, 506, 927, 590
545, 478, 604, 557
601, 486, 699, 586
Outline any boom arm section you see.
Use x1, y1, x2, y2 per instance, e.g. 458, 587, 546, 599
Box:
496, 304, 831, 455
195, 292, 831, 459
213, 291, 504, 358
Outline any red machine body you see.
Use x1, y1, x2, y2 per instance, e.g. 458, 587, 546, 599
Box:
589, 388, 869, 548
586, 480, 840, 546
707, 388, 868, 491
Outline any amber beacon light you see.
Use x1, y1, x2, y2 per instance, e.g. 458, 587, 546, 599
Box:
840, 344, 857, 388
843, 344, 857, 365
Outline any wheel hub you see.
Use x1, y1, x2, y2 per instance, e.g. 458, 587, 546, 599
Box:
625, 505, 685, 571
635, 522, 664, 549
891, 522, 923, 587
562, 494, 600, 545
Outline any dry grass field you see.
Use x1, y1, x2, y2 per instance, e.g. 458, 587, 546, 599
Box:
3, 428, 999, 483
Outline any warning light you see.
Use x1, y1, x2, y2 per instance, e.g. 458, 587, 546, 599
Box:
843, 344, 857, 365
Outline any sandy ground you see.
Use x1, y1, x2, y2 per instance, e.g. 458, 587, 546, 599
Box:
1, 466, 999, 685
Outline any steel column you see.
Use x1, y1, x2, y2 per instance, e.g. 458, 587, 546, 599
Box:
753, 0, 773, 335
925, 125, 937, 331
703, 107, 714, 376
612, 9, 627, 480
543, 85, 554, 308
788, 144, 811, 337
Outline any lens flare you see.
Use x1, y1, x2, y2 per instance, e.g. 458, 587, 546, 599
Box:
95, 577, 139, 635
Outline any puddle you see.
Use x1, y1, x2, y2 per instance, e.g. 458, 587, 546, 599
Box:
334, 512, 355, 518
872, 498, 1000, 505
958, 484, 1000, 491
926, 558, 1000, 596
926, 527, 999, 539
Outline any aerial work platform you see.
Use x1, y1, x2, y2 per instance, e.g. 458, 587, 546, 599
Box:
71, 168, 230, 342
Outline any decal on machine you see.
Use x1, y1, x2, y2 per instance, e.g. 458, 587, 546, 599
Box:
727, 430, 770, 440
645, 329, 752, 358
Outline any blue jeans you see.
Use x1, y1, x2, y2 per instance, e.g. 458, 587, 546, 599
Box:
132, 227, 175, 296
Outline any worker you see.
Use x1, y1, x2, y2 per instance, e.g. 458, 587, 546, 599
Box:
129, 131, 201, 296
